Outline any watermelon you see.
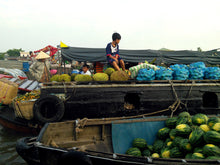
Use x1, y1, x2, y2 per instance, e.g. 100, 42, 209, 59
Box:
208, 117, 220, 128
193, 147, 203, 153
126, 147, 142, 156
142, 149, 151, 157
206, 156, 220, 159
153, 139, 164, 153
147, 145, 153, 152
166, 141, 173, 149
191, 152, 205, 159
132, 138, 147, 149
204, 131, 220, 145
151, 153, 160, 158
179, 139, 192, 152
161, 148, 170, 158
192, 114, 208, 125
200, 124, 210, 132
189, 127, 204, 146
185, 153, 192, 159
169, 129, 177, 140
212, 123, 220, 132
178, 111, 191, 118
165, 117, 177, 128
176, 116, 192, 126
157, 127, 170, 139
173, 136, 184, 147
203, 144, 220, 157
176, 124, 191, 136
170, 147, 183, 158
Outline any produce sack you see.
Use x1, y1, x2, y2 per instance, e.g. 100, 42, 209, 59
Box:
204, 67, 220, 80
0, 79, 18, 105
189, 68, 204, 80
173, 68, 189, 80
156, 68, 173, 80
170, 64, 188, 70
136, 69, 155, 81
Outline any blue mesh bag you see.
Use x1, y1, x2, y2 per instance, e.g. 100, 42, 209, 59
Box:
136, 69, 155, 81
204, 67, 220, 80
156, 69, 173, 80
189, 62, 206, 69
170, 64, 188, 70
189, 68, 204, 80
173, 68, 189, 80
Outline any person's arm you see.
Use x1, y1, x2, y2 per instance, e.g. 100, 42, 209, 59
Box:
116, 45, 120, 59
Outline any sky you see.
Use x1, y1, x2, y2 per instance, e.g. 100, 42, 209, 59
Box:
0, 0, 220, 52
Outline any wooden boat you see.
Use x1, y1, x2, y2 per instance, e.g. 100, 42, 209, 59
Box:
16, 115, 220, 165
1, 80, 220, 134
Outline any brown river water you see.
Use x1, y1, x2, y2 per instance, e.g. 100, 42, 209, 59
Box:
0, 60, 27, 165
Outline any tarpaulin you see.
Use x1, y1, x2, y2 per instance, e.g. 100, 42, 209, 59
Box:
112, 117, 166, 154
61, 46, 220, 65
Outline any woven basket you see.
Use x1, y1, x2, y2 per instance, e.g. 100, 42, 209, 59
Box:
14, 100, 35, 120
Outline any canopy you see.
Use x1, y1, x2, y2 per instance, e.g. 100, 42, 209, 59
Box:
34, 45, 59, 56
61, 46, 220, 65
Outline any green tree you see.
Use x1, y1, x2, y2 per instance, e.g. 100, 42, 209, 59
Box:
0, 53, 4, 60
6, 48, 24, 57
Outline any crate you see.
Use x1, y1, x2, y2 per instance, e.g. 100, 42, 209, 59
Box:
14, 100, 35, 120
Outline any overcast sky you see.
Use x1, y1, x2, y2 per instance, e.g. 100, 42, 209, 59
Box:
0, 0, 220, 52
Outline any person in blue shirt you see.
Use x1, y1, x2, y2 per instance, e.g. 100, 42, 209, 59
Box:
106, 33, 125, 71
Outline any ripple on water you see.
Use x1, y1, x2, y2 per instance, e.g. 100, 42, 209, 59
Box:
0, 125, 27, 165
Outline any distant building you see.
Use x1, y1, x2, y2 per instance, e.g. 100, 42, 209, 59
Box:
20, 52, 30, 58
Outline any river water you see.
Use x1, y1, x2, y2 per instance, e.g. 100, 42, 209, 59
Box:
0, 125, 26, 165
0, 60, 27, 165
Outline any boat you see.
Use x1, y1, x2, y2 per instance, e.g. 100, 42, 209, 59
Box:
16, 115, 220, 165
1, 79, 220, 134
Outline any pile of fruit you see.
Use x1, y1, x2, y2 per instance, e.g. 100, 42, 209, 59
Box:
126, 112, 220, 160
16, 90, 40, 102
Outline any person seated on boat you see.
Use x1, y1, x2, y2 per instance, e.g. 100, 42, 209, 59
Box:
80, 64, 91, 75
106, 32, 126, 71
29, 51, 51, 83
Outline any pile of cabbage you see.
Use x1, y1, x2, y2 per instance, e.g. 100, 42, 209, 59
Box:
133, 62, 220, 81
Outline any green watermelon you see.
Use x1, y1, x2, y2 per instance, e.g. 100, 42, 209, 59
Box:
147, 145, 153, 152
206, 156, 220, 159
157, 127, 170, 139
203, 131, 220, 145
191, 152, 205, 159
176, 116, 192, 126
208, 117, 220, 128
178, 111, 191, 118
179, 139, 192, 152
132, 138, 147, 149
212, 123, 220, 133
169, 129, 177, 140
176, 124, 191, 136
203, 144, 220, 157
142, 149, 151, 157
153, 139, 164, 153
151, 153, 160, 158
165, 117, 177, 128
192, 114, 208, 125
170, 147, 183, 158
126, 147, 142, 156
189, 127, 204, 146
173, 136, 184, 147
200, 124, 210, 132
193, 147, 203, 153
161, 148, 171, 158
185, 153, 192, 159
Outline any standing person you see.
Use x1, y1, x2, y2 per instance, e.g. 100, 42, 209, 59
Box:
106, 32, 125, 71
81, 64, 91, 75
29, 51, 51, 82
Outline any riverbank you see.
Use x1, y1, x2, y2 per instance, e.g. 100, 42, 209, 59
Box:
0, 60, 23, 69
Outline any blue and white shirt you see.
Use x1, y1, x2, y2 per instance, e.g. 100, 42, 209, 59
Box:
106, 42, 119, 58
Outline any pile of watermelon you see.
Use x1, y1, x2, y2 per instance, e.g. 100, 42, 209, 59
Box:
126, 112, 220, 160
